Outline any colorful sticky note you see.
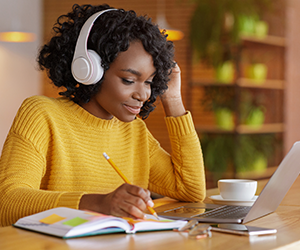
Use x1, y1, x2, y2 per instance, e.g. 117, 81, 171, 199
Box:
62, 217, 89, 227
39, 214, 66, 225
84, 211, 103, 216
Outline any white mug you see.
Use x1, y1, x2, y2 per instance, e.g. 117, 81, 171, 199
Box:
218, 179, 257, 200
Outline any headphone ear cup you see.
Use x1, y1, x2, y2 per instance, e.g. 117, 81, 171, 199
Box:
71, 9, 115, 85
86, 49, 104, 85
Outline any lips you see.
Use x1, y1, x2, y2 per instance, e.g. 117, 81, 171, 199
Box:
123, 104, 141, 115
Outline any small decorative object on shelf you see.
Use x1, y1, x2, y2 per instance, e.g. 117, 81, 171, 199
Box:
238, 15, 269, 39
246, 63, 268, 85
216, 61, 235, 84
215, 108, 235, 130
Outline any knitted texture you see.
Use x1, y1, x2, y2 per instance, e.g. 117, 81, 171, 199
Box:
0, 96, 205, 226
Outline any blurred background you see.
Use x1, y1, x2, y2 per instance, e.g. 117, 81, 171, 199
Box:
1, 0, 300, 188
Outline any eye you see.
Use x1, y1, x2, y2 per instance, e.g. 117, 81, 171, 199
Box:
145, 80, 153, 85
122, 78, 134, 85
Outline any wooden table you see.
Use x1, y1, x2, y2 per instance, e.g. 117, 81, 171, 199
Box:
1, 176, 300, 250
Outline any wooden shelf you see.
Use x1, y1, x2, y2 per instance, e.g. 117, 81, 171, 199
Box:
235, 166, 278, 179
196, 123, 284, 134
191, 78, 284, 89
236, 123, 284, 134
237, 78, 285, 89
191, 79, 234, 86
241, 35, 286, 47
205, 166, 277, 187
196, 125, 235, 134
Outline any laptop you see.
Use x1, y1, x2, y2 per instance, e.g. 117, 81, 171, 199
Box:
158, 141, 300, 224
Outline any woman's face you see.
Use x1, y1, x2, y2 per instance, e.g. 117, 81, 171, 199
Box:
82, 40, 156, 122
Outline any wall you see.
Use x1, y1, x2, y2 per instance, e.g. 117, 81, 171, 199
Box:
285, 0, 300, 153
0, 0, 43, 152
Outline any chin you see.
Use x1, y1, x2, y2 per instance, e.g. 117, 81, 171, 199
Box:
116, 115, 136, 123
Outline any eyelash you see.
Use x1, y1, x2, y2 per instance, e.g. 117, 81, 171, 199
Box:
122, 78, 153, 85
122, 78, 134, 85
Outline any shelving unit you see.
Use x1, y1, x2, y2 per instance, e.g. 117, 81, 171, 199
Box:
190, 35, 285, 187
241, 34, 285, 47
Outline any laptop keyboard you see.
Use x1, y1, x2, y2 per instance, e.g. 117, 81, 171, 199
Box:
193, 205, 252, 219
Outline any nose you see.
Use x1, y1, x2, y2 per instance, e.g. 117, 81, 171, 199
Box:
132, 82, 151, 102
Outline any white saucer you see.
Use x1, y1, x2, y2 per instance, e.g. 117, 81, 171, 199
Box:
209, 195, 258, 206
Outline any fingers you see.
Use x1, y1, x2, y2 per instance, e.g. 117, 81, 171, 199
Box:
171, 62, 181, 73
128, 185, 153, 207
125, 184, 154, 216
106, 184, 154, 219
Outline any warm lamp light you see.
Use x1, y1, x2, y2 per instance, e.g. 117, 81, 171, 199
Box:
162, 29, 184, 41
156, 0, 184, 41
157, 14, 184, 41
0, 31, 36, 43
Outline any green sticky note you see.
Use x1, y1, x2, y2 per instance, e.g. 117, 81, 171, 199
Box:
62, 217, 89, 227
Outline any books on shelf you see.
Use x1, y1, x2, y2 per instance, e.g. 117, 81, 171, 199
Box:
13, 207, 187, 239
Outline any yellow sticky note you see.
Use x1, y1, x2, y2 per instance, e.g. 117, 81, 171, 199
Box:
39, 214, 66, 224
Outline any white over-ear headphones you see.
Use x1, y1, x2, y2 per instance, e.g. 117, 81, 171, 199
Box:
71, 9, 116, 85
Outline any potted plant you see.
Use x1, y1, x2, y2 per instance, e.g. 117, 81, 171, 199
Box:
189, 0, 273, 69
201, 133, 276, 181
240, 90, 266, 128
201, 86, 235, 130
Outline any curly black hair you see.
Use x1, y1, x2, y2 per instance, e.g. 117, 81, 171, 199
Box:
38, 4, 175, 119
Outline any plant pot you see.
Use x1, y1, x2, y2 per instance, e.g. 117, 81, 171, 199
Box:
245, 107, 265, 128
246, 63, 268, 84
251, 154, 268, 172
215, 108, 234, 130
216, 61, 234, 84
254, 21, 268, 39
237, 154, 267, 173
238, 15, 257, 36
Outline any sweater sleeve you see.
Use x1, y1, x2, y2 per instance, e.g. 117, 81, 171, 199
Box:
148, 111, 206, 202
0, 97, 85, 227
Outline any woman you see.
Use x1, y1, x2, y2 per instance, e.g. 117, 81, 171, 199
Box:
0, 4, 205, 227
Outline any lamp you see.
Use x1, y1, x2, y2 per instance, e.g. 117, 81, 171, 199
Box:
0, 1, 36, 43
156, 0, 184, 41
0, 31, 36, 43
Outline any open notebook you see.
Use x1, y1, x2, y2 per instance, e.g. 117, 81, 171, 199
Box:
158, 141, 300, 224
13, 207, 186, 238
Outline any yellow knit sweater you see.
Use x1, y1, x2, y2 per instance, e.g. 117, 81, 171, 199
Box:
0, 96, 205, 226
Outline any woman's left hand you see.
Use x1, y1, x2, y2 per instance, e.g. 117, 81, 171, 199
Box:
161, 63, 186, 117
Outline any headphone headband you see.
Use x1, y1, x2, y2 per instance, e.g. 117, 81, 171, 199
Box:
71, 9, 116, 85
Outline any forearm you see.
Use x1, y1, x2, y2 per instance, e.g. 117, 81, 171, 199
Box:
79, 193, 106, 212
0, 185, 85, 226
0, 135, 84, 226
161, 96, 186, 117
148, 112, 206, 201
149, 140, 206, 201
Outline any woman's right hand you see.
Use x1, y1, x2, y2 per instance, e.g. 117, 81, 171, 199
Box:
79, 183, 154, 219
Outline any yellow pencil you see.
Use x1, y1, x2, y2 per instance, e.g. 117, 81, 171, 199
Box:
103, 152, 159, 220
